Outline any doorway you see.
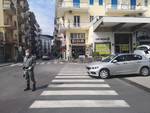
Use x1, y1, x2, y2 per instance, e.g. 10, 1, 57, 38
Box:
72, 46, 85, 59
115, 33, 132, 54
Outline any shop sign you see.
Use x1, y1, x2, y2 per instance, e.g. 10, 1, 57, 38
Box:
95, 43, 111, 55
96, 37, 110, 42
71, 39, 85, 44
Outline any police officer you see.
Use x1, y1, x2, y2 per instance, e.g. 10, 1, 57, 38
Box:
23, 48, 36, 91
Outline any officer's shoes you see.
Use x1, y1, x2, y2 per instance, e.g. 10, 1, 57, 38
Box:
32, 84, 36, 91
32, 87, 36, 91
24, 87, 30, 91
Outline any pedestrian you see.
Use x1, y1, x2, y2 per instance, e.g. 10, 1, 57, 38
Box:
23, 48, 36, 91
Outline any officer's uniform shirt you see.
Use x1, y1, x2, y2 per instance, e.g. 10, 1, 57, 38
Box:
23, 56, 36, 70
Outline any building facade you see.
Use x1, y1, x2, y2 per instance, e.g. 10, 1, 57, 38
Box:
55, 0, 150, 59
0, 0, 40, 63
39, 35, 53, 57
0, 0, 17, 62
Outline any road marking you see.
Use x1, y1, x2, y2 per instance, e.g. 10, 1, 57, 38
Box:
18, 63, 23, 66
41, 90, 118, 96
49, 84, 110, 88
55, 76, 90, 78
36, 62, 40, 65
54, 62, 58, 64
10, 64, 17, 67
47, 62, 51, 64
41, 62, 45, 65
57, 73, 88, 76
52, 79, 105, 83
30, 100, 129, 108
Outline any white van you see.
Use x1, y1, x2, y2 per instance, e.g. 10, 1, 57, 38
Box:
134, 45, 150, 59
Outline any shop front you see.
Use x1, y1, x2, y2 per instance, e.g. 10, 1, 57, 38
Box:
0, 45, 5, 63
70, 33, 86, 59
93, 16, 150, 55
114, 33, 132, 54
136, 30, 150, 45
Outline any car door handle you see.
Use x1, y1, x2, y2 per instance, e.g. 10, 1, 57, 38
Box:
137, 62, 141, 64
123, 63, 128, 64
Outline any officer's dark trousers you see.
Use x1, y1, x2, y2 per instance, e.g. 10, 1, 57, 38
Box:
25, 70, 36, 88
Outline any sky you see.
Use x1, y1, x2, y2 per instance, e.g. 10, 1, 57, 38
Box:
28, 0, 55, 35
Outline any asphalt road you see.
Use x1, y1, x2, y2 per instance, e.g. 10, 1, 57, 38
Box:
0, 61, 150, 113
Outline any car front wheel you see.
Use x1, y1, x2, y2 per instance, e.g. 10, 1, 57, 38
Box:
140, 67, 149, 76
99, 69, 109, 79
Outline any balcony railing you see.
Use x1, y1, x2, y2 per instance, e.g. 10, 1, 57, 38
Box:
64, 22, 91, 29
58, 1, 89, 9
105, 4, 148, 11
3, 0, 15, 10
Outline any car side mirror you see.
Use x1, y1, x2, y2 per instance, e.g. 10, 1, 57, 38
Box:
144, 50, 149, 54
112, 60, 117, 63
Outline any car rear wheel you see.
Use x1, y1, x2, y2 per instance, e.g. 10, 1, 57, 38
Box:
140, 67, 149, 76
99, 69, 109, 79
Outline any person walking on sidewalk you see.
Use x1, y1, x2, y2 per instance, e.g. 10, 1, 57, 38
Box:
23, 48, 36, 91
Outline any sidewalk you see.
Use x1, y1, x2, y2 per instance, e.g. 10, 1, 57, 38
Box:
122, 76, 150, 91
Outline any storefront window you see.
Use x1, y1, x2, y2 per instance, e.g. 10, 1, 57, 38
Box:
95, 43, 111, 55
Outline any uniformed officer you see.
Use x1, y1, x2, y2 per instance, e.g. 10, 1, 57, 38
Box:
23, 49, 36, 91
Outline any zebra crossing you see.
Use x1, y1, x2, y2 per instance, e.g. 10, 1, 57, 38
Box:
30, 64, 130, 110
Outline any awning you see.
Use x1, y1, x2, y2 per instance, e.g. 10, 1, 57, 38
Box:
93, 16, 150, 32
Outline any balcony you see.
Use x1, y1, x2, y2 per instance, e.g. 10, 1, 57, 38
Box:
4, 21, 16, 30
105, 4, 148, 15
57, 1, 89, 16
3, 0, 15, 15
63, 22, 91, 30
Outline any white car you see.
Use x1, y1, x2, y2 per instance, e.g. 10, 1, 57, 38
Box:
134, 45, 150, 59
86, 53, 150, 79
42, 55, 50, 60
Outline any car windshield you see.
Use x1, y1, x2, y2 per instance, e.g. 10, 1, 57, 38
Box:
136, 47, 149, 51
101, 55, 116, 62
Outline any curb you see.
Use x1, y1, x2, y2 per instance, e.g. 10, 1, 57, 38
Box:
0, 63, 12, 67
120, 78, 150, 93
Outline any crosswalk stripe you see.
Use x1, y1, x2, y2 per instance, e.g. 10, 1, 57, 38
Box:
49, 84, 110, 88
18, 64, 23, 66
10, 64, 16, 67
57, 73, 88, 76
41, 62, 45, 65
52, 79, 104, 83
55, 76, 90, 78
30, 100, 130, 108
47, 62, 51, 64
41, 90, 118, 96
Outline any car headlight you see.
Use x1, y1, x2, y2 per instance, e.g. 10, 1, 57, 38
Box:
92, 66, 99, 69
